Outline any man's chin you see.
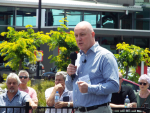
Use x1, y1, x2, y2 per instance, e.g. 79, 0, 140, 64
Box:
9, 90, 15, 93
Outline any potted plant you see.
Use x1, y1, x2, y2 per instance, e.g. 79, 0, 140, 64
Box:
114, 42, 150, 79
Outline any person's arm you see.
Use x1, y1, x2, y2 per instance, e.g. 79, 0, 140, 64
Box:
28, 99, 37, 109
88, 54, 119, 95
65, 74, 73, 91
31, 88, 38, 106
46, 84, 64, 107
65, 64, 77, 91
46, 87, 57, 107
24, 93, 37, 109
110, 103, 136, 108
110, 103, 125, 108
128, 86, 137, 108
55, 102, 73, 108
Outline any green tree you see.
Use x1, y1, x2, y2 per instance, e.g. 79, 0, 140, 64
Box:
48, 18, 79, 71
0, 25, 51, 71
114, 42, 150, 79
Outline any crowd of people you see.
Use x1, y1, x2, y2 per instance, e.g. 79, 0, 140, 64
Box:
0, 21, 150, 113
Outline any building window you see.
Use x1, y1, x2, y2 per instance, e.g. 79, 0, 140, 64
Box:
84, 11, 100, 28
16, 7, 36, 26
0, 6, 14, 26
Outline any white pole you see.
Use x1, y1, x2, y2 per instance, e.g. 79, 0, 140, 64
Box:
141, 61, 144, 75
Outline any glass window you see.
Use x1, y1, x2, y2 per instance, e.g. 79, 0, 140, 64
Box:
101, 12, 115, 29
84, 11, 100, 28
66, 10, 83, 27
98, 37, 117, 54
16, 7, 36, 26
135, 8, 150, 30
0, 6, 14, 26
134, 37, 149, 48
52, 9, 64, 26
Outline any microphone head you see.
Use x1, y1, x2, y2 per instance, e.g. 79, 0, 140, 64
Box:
70, 52, 77, 60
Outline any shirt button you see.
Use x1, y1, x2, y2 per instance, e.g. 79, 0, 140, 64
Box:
80, 72, 82, 74
75, 90, 77, 92
75, 99, 77, 101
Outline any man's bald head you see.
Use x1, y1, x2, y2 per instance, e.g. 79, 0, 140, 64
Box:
74, 21, 94, 33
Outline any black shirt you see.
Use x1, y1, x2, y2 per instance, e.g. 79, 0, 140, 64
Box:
111, 85, 137, 104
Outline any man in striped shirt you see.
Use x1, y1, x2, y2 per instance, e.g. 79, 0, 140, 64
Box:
66, 21, 119, 113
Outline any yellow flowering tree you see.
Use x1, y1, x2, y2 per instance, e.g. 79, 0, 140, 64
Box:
48, 18, 79, 71
0, 25, 51, 71
114, 42, 150, 79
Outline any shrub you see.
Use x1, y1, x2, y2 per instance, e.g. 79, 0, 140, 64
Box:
28, 79, 55, 106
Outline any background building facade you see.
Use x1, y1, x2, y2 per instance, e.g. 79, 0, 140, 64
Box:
0, 0, 150, 73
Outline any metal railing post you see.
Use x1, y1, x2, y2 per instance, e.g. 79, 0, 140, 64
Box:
25, 102, 29, 113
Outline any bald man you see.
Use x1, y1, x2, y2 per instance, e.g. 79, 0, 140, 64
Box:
65, 21, 119, 113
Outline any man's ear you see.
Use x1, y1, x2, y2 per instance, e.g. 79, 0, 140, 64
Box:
92, 31, 95, 37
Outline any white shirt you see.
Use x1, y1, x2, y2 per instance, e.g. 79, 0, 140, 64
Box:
45, 87, 73, 113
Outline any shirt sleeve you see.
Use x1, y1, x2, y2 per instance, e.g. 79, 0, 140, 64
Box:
88, 53, 119, 95
65, 74, 73, 91
45, 88, 53, 99
23, 93, 31, 104
128, 87, 137, 103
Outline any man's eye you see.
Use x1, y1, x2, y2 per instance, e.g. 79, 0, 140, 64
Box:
75, 35, 78, 38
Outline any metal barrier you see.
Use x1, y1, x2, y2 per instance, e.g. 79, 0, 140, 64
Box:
0, 102, 149, 113
112, 103, 149, 113
0, 102, 74, 113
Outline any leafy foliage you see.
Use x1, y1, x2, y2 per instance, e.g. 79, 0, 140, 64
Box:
0, 25, 51, 71
29, 80, 55, 106
114, 42, 150, 78
48, 18, 79, 71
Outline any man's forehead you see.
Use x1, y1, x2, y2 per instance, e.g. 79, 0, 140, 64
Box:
20, 72, 27, 76
7, 78, 17, 82
55, 75, 64, 79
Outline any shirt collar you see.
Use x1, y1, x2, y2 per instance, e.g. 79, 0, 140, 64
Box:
79, 42, 99, 55
3, 90, 20, 98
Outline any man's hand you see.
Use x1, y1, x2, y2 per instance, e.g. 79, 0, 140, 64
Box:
77, 81, 88, 93
30, 102, 37, 109
55, 101, 64, 108
32, 98, 38, 105
54, 83, 64, 91
67, 64, 77, 76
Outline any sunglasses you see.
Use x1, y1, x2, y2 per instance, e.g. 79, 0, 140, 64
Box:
19, 76, 28, 79
138, 82, 147, 86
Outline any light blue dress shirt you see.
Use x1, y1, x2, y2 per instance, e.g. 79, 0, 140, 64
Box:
65, 42, 119, 107
0, 90, 31, 113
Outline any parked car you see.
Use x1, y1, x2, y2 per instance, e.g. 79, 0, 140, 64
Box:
0, 56, 45, 82
122, 78, 140, 92
41, 66, 57, 80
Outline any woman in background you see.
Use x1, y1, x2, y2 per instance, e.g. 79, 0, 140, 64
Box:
135, 74, 150, 108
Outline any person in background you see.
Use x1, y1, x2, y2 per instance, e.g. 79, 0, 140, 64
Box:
45, 71, 73, 113
135, 74, 150, 108
0, 73, 37, 113
18, 70, 38, 112
110, 72, 137, 108
66, 21, 119, 113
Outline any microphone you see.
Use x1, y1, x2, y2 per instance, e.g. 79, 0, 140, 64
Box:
82, 59, 86, 63
70, 52, 77, 80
